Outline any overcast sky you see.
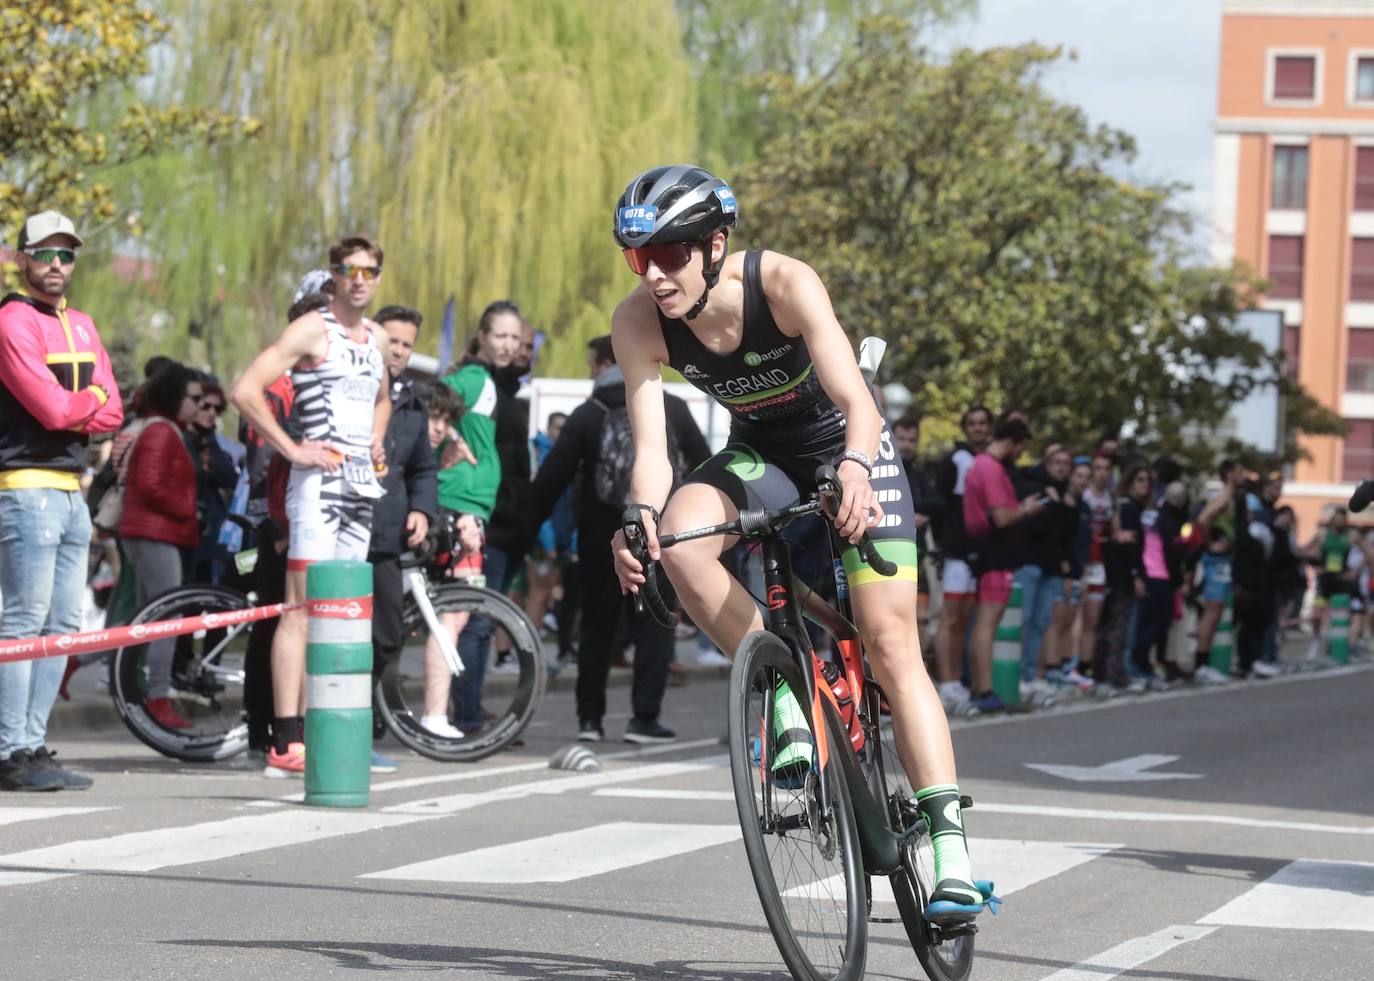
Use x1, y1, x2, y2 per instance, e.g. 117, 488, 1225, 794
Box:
941, 0, 1221, 252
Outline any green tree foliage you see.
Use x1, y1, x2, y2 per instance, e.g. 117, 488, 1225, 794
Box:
0, 1, 255, 255
675, 0, 975, 167
740, 20, 1340, 463
120, 0, 696, 377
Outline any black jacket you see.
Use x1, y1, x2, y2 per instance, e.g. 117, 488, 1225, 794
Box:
932, 443, 977, 558
529, 371, 709, 569
1104, 496, 1146, 589
483, 362, 534, 556
369, 376, 438, 558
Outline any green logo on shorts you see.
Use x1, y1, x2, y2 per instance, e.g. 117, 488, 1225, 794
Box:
723, 445, 765, 481
743, 351, 762, 366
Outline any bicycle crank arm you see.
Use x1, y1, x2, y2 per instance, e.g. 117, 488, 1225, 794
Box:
405, 570, 464, 678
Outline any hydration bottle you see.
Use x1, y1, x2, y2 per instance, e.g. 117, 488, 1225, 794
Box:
819, 660, 865, 752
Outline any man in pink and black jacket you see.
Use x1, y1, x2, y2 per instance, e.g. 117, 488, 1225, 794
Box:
0, 210, 123, 792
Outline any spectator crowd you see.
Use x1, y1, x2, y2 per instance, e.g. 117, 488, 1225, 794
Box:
0, 208, 1361, 790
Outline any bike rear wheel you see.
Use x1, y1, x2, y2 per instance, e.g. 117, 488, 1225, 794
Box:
375, 581, 544, 762
109, 584, 251, 762
864, 685, 975, 981
728, 630, 867, 981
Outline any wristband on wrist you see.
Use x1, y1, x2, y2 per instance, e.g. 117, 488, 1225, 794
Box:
836, 450, 873, 475
629, 503, 661, 524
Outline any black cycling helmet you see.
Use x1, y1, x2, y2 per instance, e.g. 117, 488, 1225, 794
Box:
614, 165, 739, 319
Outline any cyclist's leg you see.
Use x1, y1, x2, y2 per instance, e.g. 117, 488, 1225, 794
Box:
657, 443, 803, 656
845, 431, 983, 914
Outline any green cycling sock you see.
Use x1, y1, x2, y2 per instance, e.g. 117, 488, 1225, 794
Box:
915, 784, 981, 904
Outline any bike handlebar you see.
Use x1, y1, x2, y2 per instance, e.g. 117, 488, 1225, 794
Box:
622, 465, 897, 627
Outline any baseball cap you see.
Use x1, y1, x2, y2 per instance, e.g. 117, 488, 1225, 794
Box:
293, 268, 333, 303
18, 210, 84, 249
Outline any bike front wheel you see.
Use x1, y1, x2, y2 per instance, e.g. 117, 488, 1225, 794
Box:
375, 580, 544, 762
108, 584, 251, 762
728, 630, 867, 981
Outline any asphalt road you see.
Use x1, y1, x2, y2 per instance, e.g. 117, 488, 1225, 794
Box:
1, 662, 1371, 981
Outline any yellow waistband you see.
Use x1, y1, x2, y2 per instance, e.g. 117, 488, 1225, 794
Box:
0, 469, 82, 491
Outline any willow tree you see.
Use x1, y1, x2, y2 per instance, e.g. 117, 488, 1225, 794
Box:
121, 0, 696, 377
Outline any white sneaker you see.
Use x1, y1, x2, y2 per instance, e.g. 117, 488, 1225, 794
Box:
938, 681, 971, 702
420, 715, 465, 739
1123, 678, 1148, 694
695, 650, 731, 669
488, 657, 521, 675
1193, 665, 1228, 685
1250, 661, 1280, 679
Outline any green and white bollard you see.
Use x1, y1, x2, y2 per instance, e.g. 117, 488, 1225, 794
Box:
1209, 597, 1234, 676
992, 582, 1023, 707
1329, 592, 1351, 665
304, 560, 374, 808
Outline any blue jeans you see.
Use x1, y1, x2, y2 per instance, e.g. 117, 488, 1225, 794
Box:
1015, 565, 1063, 682
453, 545, 514, 731
0, 488, 92, 758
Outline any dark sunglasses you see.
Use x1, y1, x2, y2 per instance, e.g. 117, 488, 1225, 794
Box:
623, 242, 694, 276
199, 400, 225, 413
24, 247, 76, 265
333, 262, 381, 282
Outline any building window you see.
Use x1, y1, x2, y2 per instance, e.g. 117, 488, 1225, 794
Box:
1357, 57, 1374, 102
1268, 235, 1304, 299
1272, 146, 1308, 209
1273, 55, 1317, 100
1349, 329, 1374, 393
1285, 323, 1301, 380
1358, 149, 1374, 211
1353, 239, 1374, 301
1343, 419, 1374, 483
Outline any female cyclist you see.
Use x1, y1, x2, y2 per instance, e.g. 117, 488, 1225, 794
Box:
608, 164, 984, 923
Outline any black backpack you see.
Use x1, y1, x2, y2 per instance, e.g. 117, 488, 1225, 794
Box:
591, 397, 687, 509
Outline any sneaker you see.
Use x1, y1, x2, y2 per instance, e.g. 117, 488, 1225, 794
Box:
1250, 661, 1281, 679
31, 747, 93, 790
488, 657, 521, 676
1193, 665, 1229, 685
1089, 682, 1118, 699
674, 622, 698, 640
370, 750, 398, 774
0, 749, 64, 792
577, 719, 604, 742
1055, 668, 1094, 692
695, 650, 731, 669
542, 611, 559, 634
1122, 678, 1148, 694
263, 742, 306, 778
970, 692, 1005, 713
625, 719, 677, 744
1145, 676, 1171, 692
420, 715, 465, 739
144, 697, 193, 730
938, 681, 971, 703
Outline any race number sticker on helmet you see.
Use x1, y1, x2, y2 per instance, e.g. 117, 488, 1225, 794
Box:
618, 205, 658, 237
714, 185, 738, 213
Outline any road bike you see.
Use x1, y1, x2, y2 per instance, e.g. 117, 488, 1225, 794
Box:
107, 547, 544, 764
625, 466, 990, 981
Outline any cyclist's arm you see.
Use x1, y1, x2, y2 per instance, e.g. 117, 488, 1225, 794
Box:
761, 252, 881, 465
612, 291, 675, 515
230, 313, 327, 466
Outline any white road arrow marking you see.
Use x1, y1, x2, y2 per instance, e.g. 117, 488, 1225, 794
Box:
1025, 754, 1202, 783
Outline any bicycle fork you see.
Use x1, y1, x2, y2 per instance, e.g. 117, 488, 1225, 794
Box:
404, 570, 464, 678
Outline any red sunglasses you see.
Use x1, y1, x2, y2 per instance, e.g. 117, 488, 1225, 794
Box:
623, 242, 695, 276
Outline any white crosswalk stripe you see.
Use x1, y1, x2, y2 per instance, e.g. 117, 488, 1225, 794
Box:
783, 838, 1120, 904
0, 807, 111, 828
363, 821, 742, 884
1199, 859, 1374, 932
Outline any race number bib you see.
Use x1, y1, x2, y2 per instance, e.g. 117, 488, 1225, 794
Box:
342, 453, 385, 500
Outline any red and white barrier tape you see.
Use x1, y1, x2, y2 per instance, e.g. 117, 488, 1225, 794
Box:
0, 596, 373, 666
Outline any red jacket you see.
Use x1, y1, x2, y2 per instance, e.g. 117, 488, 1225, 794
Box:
119, 416, 198, 547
